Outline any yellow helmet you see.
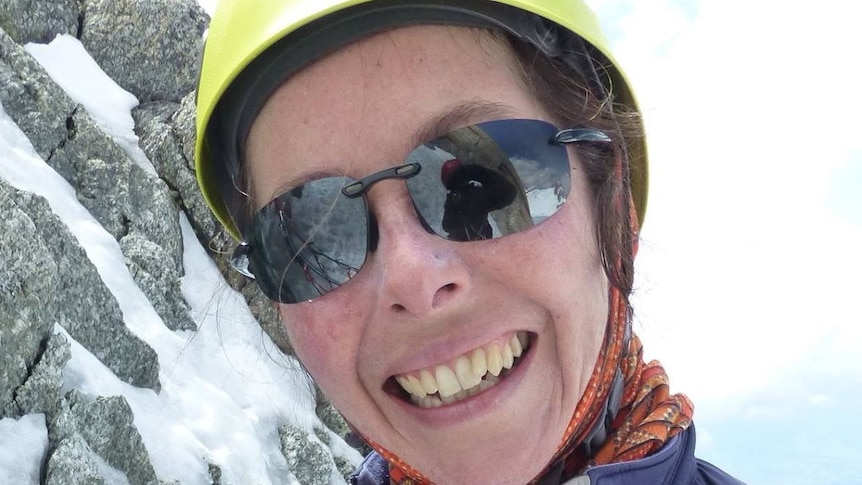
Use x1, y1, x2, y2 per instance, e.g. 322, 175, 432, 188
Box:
195, 0, 647, 238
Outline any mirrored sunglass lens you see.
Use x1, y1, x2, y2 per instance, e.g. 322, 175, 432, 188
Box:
249, 177, 367, 303
405, 119, 571, 241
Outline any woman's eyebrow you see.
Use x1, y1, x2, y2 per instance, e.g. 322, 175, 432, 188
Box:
261, 100, 515, 202
264, 169, 336, 203
411, 100, 516, 147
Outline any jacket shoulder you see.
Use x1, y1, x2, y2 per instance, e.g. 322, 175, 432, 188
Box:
583, 425, 745, 485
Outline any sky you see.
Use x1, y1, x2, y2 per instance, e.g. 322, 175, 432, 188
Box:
583, 0, 862, 483
1, 1, 859, 484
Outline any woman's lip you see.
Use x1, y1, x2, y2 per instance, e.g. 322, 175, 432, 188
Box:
387, 333, 536, 427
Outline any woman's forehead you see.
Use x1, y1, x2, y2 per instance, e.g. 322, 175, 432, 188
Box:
245, 25, 548, 200
267, 25, 517, 105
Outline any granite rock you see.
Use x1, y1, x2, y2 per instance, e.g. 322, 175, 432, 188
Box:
13, 331, 71, 417
0, 28, 75, 160
0, 0, 80, 44
0, 180, 58, 417
121, 232, 196, 331
70, 394, 158, 485
0, 181, 161, 392
133, 96, 220, 244
280, 423, 336, 485
133, 95, 291, 354
80, 0, 208, 102
45, 433, 108, 485
50, 110, 183, 268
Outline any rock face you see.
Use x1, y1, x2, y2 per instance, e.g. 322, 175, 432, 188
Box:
80, 0, 208, 102
0, 0, 80, 44
0, 1, 356, 483
132, 94, 291, 353
0, 183, 160, 397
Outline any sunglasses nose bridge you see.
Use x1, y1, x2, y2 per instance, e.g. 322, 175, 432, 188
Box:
364, 180, 429, 241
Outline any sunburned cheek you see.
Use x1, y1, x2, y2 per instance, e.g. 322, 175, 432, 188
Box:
279, 306, 358, 388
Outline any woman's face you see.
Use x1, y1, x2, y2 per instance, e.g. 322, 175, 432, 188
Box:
246, 26, 609, 485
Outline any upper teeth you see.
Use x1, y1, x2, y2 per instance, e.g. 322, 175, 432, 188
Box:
394, 332, 529, 407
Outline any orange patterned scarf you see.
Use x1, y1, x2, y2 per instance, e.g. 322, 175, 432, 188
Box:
536, 286, 694, 481
377, 282, 693, 484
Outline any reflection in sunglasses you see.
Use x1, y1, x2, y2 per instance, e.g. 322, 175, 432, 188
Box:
232, 119, 611, 303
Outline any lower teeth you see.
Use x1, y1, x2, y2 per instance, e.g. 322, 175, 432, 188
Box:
411, 373, 502, 408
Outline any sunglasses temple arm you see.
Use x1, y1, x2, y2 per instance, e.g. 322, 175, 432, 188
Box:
230, 242, 256, 279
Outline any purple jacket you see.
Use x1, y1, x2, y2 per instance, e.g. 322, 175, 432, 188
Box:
349, 425, 744, 485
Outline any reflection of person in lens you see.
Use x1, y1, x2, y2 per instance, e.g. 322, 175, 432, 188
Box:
440, 159, 516, 241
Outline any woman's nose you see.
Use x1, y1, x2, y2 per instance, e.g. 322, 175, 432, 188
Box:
367, 193, 472, 318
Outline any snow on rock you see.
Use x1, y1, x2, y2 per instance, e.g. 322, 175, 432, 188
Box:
25, 34, 156, 174
0, 1, 361, 483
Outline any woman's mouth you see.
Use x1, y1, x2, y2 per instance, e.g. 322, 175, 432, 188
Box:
389, 331, 532, 408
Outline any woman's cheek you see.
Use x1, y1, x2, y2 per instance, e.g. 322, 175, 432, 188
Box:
279, 304, 358, 389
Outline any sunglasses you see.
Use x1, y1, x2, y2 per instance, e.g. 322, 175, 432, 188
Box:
231, 118, 612, 303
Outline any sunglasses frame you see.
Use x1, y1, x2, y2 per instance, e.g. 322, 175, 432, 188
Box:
229, 122, 612, 301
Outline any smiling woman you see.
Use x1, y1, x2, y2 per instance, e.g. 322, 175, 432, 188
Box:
194, 1, 742, 484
